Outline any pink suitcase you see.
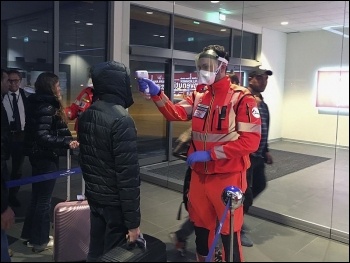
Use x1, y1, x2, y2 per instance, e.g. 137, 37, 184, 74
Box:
53, 150, 90, 262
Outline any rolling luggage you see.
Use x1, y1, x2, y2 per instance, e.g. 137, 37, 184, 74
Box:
99, 233, 167, 262
53, 149, 90, 262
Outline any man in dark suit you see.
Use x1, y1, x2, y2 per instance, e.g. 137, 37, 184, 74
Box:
2, 69, 29, 207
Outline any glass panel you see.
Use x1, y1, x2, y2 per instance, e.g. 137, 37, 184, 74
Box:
174, 15, 231, 53
5, 2, 54, 89
332, 2, 349, 240
232, 29, 257, 60
59, 1, 108, 133
129, 59, 169, 164
241, 1, 349, 241
130, 5, 171, 48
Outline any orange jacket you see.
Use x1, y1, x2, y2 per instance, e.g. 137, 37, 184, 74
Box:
151, 76, 261, 175
64, 86, 94, 131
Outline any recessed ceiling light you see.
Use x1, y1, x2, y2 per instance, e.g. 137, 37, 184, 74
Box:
193, 21, 200, 25
220, 29, 227, 32
281, 21, 289, 25
80, 44, 85, 47
153, 34, 159, 37
11, 36, 17, 39
159, 35, 165, 38
75, 20, 81, 24
211, 1, 220, 3
31, 29, 38, 32
86, 22, 93, 26
43, 30, 49, 33
146, 11, 153, 15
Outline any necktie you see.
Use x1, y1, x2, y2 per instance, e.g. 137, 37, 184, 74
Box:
11, 93, 21, 131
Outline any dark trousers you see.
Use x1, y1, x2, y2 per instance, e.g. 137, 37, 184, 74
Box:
87, 204, 128, 262
243, 155, 267, 214
9, 136, 25, 199
21, 157, 58, 246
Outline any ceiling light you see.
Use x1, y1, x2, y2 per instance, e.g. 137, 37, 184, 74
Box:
31, 29, 38, 32
146, 11, 153, 15
159, 35, 165, 38
281, 21, 289, 25
211, 1, 220, 3
11, 36, 17, 39
80, 44, 85, 47
193, 21, 200, 25
75, 20, 81, 24
153, 34, 159, 37
43, 30, 49, 33
220, 29, 227, 32
219, 12, 226, 21
86, 22, 93, 26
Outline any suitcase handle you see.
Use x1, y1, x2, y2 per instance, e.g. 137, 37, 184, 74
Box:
66, 149, 85, 201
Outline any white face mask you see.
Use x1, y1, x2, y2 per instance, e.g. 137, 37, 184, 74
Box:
198, 70, 216, 85
197, 62, 223, 85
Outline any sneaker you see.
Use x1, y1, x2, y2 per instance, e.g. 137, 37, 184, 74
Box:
241, 232, 253, 247
214, 247, 222, 262
168, 232, 187, 256
29, 236, 54, 252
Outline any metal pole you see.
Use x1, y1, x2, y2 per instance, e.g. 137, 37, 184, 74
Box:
229, 193, 235, 263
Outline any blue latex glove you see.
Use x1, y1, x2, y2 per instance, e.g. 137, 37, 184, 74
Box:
137, 78, 160, 96
186, 151, 211, 166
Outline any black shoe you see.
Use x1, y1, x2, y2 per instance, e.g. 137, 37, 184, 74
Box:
9, 196, 21, 207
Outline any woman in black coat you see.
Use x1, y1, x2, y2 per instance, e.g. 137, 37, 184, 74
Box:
20, 72, 79, 252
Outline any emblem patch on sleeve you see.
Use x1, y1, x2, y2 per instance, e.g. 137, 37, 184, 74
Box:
252, 107, 260, 118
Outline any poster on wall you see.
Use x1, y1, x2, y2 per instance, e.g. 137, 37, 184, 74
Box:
148, 71, 245, 101
316, 70, 349, 108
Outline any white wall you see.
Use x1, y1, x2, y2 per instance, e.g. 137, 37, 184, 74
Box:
260, 28, 287, 141
282, 30, 349, 147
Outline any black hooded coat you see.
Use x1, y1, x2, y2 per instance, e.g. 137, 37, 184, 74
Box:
77, 61, 140, 230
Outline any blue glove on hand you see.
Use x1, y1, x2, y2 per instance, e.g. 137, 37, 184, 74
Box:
186, 151, 211, 166
137, 78, 160, 96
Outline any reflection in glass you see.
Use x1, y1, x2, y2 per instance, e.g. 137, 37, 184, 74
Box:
174, 16, 231, 53
130, 5, 171, 48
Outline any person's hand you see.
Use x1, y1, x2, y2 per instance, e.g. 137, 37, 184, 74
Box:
1, 207, 15, 230
265, 152, 273, 164
137, 78, 160, 96
187, 150, 211, 166
69, 140, 79, 149
127, 227, 141, 243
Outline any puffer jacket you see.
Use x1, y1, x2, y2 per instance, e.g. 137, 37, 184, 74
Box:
1, 102, 11, 213
77, 61, 140, 230
24, 94, 72, 160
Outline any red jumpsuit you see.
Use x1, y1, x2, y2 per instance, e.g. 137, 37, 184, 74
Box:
64, 86, 94, 131
151, 76, 261, 261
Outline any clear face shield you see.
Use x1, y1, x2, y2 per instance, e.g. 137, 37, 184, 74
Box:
195, 50, 228, 85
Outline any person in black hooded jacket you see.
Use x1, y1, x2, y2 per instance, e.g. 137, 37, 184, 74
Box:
77, 61, 141, 262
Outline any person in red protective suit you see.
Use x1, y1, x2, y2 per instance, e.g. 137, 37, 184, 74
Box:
64, 80, 94, 131
137, 45, 261, 262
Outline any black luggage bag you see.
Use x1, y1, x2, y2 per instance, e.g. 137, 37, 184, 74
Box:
99, 234, 167, 262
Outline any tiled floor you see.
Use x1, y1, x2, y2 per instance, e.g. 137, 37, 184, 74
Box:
6, 177, 349, 262
5, 141, 349, 262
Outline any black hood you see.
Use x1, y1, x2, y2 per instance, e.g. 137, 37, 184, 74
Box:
90, 61, 134, 108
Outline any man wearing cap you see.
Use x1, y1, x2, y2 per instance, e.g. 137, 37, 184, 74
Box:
241, 67, 274, 247
137, 45, 261, 262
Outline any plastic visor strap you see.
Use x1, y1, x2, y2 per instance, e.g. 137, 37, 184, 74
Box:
205, 200, 231, 262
